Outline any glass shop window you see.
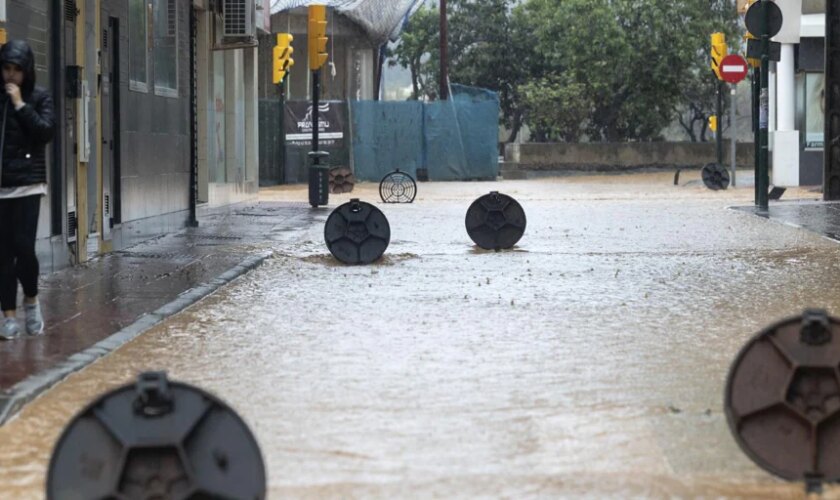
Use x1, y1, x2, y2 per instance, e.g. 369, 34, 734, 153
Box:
129, 0, 149, 92
804, 72, 825, 150
153, 0, 178, 96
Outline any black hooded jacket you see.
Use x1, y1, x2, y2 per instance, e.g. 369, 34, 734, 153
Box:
0, 40, 55, 188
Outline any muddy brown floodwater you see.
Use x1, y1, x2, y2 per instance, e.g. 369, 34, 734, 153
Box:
1, 173, 838, 498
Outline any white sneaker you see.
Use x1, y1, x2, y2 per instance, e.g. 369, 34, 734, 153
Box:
24, 302, 44, 336
0, 317, 20, 340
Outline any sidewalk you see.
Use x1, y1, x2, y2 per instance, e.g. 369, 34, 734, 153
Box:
0, 200, 317, 424
733, 198, 840, 242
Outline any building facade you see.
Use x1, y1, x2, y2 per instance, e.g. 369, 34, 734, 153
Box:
3, 0, 263, 272
257, 6, 380, 185
735, 0, 824, 187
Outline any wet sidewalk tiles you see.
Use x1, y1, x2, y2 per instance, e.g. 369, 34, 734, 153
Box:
0, 201, 316, 424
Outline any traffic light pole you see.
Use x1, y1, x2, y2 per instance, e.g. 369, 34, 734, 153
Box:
313, 69, 320, 152
272, 33, 294, 186
308, 68, 328, 207
753, 66, 760, 205
716, 79, 724, 166
307, 5, 329, 207
758, 1, 770, 211
278, 80, 286, 184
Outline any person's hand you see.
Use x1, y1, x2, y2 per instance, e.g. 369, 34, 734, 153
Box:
5, 83, 22, 107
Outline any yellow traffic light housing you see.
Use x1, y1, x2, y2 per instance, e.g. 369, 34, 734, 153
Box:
273, 33, 294, 84
710, 32, 727, 80
743, 32, 760, 69
308, 5, 329, 71
743, 0, 760, 68
708, 115, 717, 133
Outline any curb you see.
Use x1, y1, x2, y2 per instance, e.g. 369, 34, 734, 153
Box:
0, 253, 270, 426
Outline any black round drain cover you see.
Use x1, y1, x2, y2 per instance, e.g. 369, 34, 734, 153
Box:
725, 310, 840, 482
48, 371, 266, 499
702, 162, 730, 190
465, 191, 526, 250
324, 199, 391, 264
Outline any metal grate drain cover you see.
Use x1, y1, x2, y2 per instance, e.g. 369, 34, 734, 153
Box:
379, 169, 417, 203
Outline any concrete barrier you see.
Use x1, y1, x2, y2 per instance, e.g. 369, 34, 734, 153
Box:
504, 142, 755, 172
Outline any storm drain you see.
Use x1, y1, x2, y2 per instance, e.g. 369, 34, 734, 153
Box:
115, 251, 202, 261
176, 233, 243, 241
234, 202, 313, 217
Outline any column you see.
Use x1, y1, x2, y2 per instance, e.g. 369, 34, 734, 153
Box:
772, 43, 800, 187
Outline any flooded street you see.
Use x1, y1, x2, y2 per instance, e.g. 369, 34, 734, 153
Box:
3, 173, 840, 498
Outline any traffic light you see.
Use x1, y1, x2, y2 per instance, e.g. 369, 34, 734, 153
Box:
708, 115, 717, 133
273, 33, 294, 84
738, 0, 761, 68
308, 5, 328, 71
710, 32, 727, 80
743, 0, 760, 68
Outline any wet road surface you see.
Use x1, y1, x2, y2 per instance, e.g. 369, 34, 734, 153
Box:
1, 172, 837, 498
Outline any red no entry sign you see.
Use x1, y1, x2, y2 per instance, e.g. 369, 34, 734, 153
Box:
719, 54, 749, 84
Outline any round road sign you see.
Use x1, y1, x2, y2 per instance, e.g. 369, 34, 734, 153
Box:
745, 0, 783, 38
719, 54, 749, 84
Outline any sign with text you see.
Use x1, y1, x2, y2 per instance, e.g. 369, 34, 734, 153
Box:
284, 101, 346, 147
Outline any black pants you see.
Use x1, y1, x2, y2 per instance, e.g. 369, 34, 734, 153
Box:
0, 195, 40, 311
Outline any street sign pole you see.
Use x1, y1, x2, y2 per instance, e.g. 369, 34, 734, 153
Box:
745, 0, 782, 208
718, 54, 748, 188
731, 86, 737, 187
758, 0, 770, 211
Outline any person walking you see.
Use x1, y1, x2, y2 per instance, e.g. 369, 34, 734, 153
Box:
0, 40, 56, 340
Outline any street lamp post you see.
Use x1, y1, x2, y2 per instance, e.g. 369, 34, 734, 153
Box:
439, 0, 448, 100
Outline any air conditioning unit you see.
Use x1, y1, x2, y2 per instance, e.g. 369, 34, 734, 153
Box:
223, 0, 255, 38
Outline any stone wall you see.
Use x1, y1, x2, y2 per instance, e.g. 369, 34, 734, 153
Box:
504, 142, 755, 171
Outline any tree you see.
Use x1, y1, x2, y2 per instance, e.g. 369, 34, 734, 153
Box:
388, 0, 531, 142
676, 74, 720, 143
390, 0, 740, 142
515, 0, 738, 142
671, 1, 742, 142
386, 6, 440, 100
519, 74, 590, 142
446, 0, 532, 143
